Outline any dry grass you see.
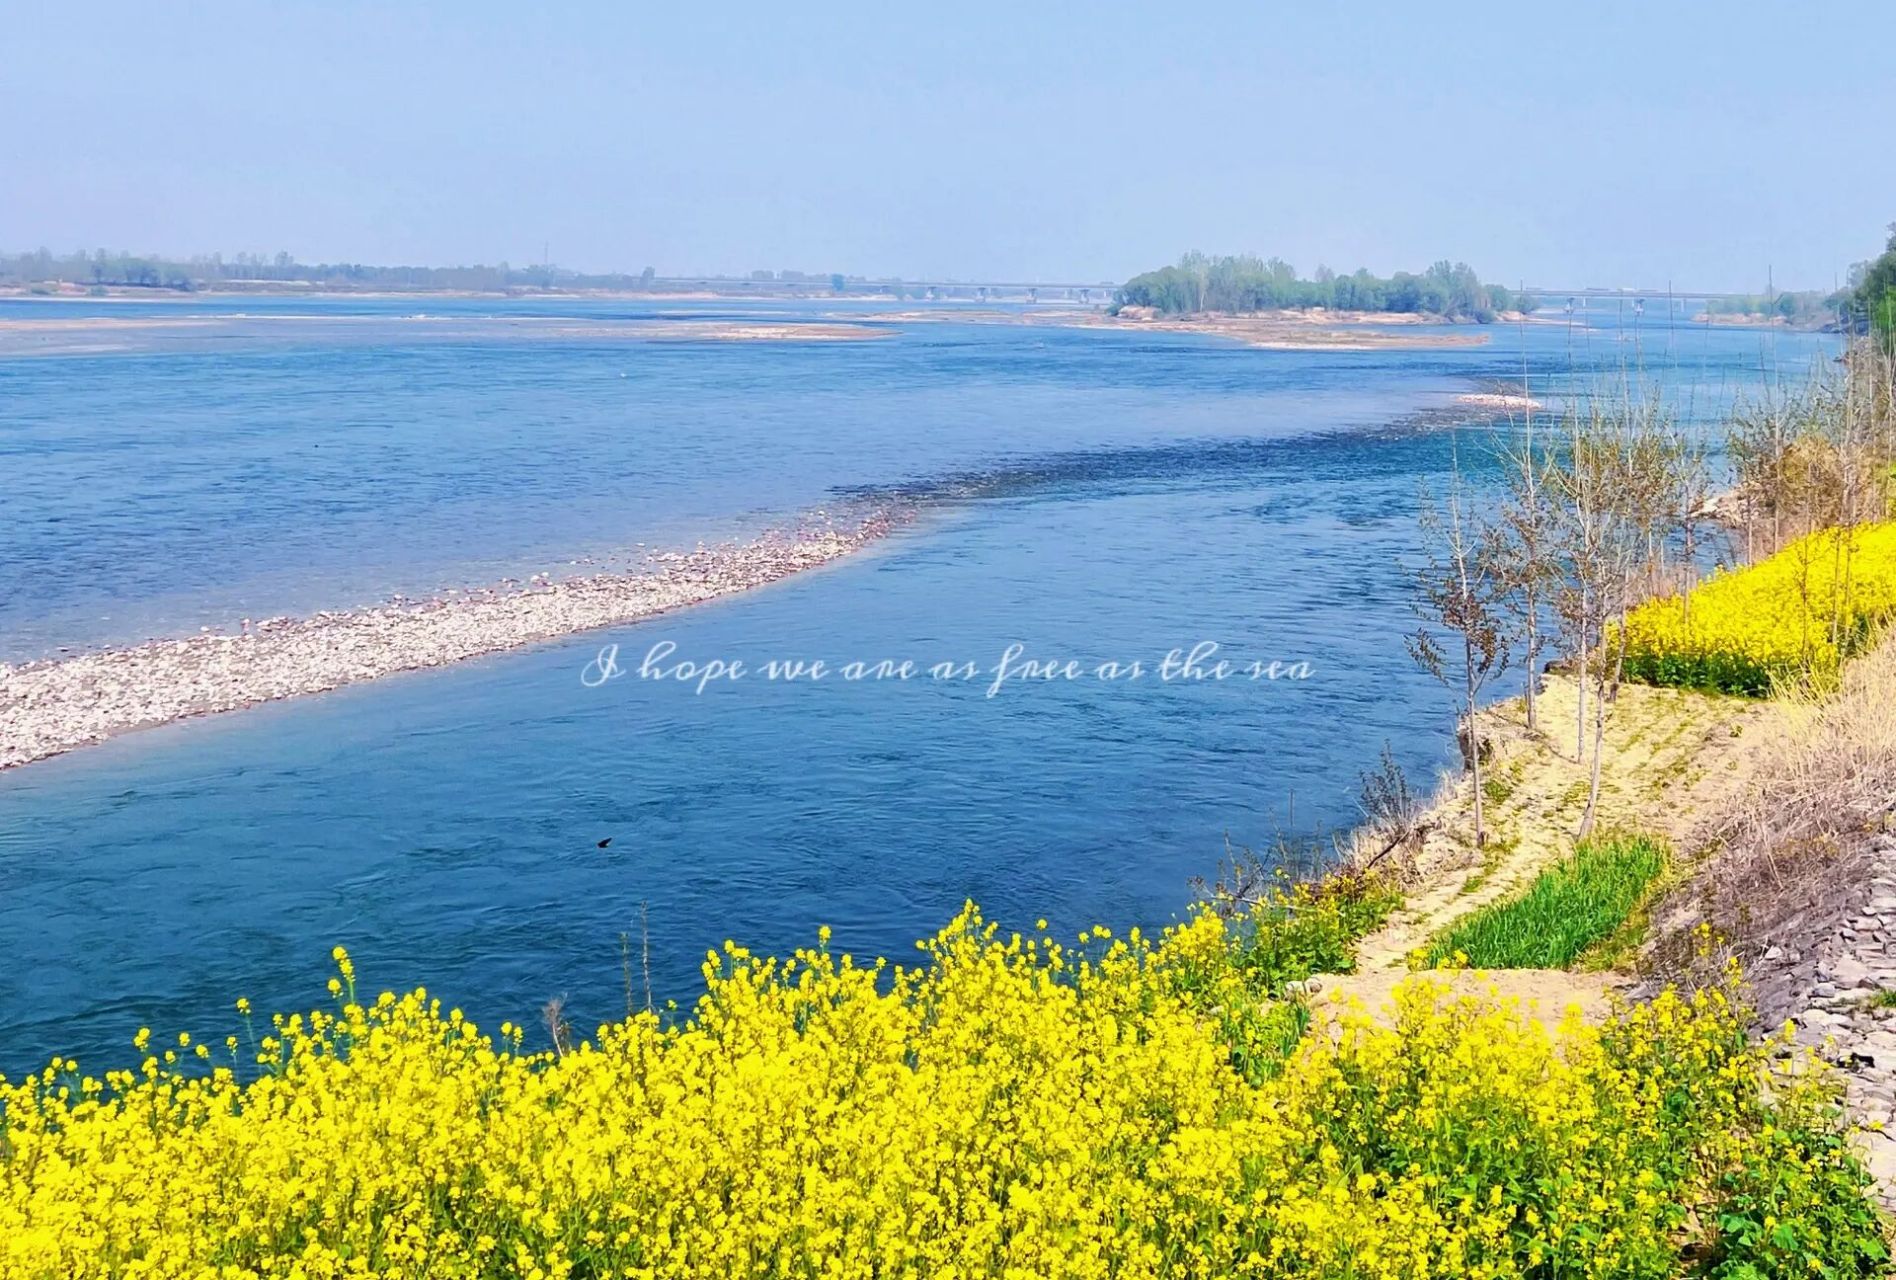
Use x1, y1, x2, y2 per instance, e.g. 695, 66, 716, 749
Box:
1643, 630, 1896, 999
1719, 630, 1896, 854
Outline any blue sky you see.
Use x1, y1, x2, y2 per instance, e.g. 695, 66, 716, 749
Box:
5, 1, 1893, 290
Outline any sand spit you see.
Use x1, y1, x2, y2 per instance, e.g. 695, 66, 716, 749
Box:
1100, 310, 1492, 350
861, 307, 1493, 351
649, 322, 885, 343
0, 314, 890, 357
1454, 392, 1544, 412
0, 513, 899, 771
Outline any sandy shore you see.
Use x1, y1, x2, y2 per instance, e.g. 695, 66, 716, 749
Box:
1100, 310, 1493, 350
1454, 392, 1543, 412
0, 314, 890, 357
863, 307, 1494, 350
0, 512, 898, 770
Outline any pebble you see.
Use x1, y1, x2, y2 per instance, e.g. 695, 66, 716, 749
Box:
0, 509, 904, 771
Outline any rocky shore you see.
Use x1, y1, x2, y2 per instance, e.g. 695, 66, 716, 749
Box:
1743, 825, 1896, 1203
0, 511, 899, 770
1641, 813, 1896, 1204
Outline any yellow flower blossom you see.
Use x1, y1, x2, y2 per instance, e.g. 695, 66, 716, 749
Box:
1620, 520, 1896, 694
0, 903, 1877, 1278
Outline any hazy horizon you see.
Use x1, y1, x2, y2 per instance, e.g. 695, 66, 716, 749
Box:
7, 1, 1895, 292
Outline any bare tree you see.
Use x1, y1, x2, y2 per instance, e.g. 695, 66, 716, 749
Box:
1493, 406, 1560, 733
1549, 396, 1659, 839
1354, 741, 1432, 870
1725, 345, 1896, 683
542, 995, 573, 1057
1670, 422, 1713, 627
1408, 464, 1511, 847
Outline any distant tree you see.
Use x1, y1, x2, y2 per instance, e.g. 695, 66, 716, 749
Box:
1386, 273, 1423, 313
1116, 254, 1514, 321
1852, 223, 1896, 340
830, 273, 846, 293
1116, 265, 1201, 313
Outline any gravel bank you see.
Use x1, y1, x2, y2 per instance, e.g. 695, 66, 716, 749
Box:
0, 513, 897, 771
1749, 825, 1896, 1207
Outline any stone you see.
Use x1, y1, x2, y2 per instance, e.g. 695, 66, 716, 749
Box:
1830, 955, 1879, 989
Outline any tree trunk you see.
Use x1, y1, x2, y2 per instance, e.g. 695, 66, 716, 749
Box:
1577, 617, 1628, 842
1575, 623, 1588, 763
1682, 521, 1695, 627
1575, 681, 1607, 842
1466, 635, 1484, 847
1523, 581, 1539, 733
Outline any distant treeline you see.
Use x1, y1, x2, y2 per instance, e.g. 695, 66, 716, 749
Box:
1114, 254, 1529, 321
0, 249, 866, 296
1850, 226, 1896, 337
1704, 290, 1850, 322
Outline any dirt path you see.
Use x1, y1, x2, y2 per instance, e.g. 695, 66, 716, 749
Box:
1352, 674, 1771, 971
1326, 674, 1773, 1023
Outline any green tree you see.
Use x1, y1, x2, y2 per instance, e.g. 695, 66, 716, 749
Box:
1850, 223, 1896, 339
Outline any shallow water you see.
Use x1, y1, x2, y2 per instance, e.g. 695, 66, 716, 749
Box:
0, 298, 1838, 1073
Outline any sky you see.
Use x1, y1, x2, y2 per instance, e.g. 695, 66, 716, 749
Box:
5, 2, 1894, 292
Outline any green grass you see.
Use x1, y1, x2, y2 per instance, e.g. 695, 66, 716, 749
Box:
1426, 835, 1668, 969
1482, 765, 1518, 809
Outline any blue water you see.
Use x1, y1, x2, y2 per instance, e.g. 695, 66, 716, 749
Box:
0, 299, 1839, 1074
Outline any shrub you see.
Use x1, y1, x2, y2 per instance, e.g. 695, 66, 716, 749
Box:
1703, 1116, 1888, 1279
1, 908, 1884, 1279
1163, 873, 1395, 1084
1226, 874, 1399, 990
1619, 521, 1896, 695
1427, 835, 1667, 969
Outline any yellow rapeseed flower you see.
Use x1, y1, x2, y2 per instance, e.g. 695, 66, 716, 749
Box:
0, 904, 1874, 1278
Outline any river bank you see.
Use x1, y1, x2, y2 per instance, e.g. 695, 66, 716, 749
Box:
1314, 639, 1896, 1203
866, 306, 1504, 350
0, 510, 900, 771
0, 312, 892, 357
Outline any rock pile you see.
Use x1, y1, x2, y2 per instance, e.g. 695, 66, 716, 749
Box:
1770, 829, 1896, 1203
